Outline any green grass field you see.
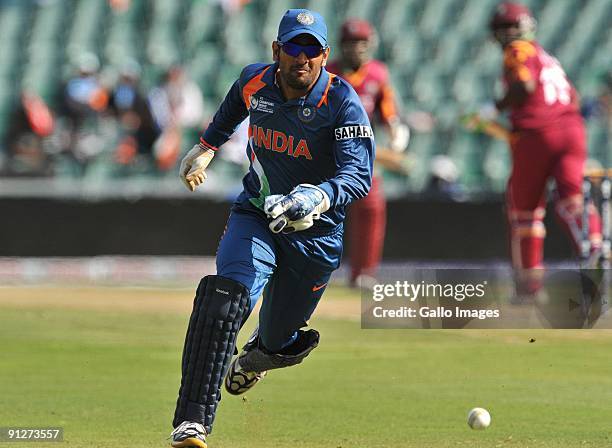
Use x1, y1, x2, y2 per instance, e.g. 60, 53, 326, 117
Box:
1, 285, 612, 447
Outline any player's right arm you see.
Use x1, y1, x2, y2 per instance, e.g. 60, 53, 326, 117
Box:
495, 40, 537, 111
180, 69, 252, 191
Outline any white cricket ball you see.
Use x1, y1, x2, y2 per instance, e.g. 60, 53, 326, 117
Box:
467, 407, 491, 430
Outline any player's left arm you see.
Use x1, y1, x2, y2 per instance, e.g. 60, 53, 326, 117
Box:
318, 98, 374, 208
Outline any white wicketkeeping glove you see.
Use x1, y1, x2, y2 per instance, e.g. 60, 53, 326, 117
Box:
264, 184, 331, 233
389, 122, 410, 152
179, 144, 215, 191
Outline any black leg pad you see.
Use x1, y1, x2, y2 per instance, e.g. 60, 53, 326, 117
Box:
173, 275, 250, 433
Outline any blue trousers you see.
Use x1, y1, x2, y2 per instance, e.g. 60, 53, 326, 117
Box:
216, 209, 343, 352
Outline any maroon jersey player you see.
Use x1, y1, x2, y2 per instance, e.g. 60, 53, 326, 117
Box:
327, 19, 409, 286
490, 2, 602, 295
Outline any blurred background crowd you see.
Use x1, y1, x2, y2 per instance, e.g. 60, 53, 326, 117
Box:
0, 0, 609, 198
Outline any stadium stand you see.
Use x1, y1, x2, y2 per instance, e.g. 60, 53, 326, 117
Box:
0, 0, 609, 194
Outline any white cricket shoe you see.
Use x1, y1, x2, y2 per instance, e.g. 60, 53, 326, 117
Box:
170, 421, 207, 448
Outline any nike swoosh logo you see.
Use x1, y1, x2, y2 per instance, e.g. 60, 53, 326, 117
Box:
312, 283, 328, 292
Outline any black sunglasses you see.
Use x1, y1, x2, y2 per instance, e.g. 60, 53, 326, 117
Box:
279, 42, 325, 58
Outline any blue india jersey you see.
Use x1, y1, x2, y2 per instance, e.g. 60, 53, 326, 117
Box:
200, 62, 374, 233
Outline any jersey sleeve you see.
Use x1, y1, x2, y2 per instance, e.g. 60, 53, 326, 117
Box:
503, 40, 538, 83
199, 76, 249, 150
378, 83, 399, 126
318, 95, 374, 209
376, 65, 399, 126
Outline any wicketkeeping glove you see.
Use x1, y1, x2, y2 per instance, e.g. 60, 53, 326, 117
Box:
179, 144, 215, 191
264, 184, 331, 234
389, 122, 410, 152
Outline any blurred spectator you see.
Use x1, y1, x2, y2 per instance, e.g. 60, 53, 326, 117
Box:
57, 53, 109, 172
405, 110, 436, 133
107, 60, 161, 168
149, 65, 206, 171
582, 71, 612, 126
149, 65, 205, 132
217, 119, 249, 168
211, 118, 250, 197
2, 91, 54, 177
423, 155, 466, 201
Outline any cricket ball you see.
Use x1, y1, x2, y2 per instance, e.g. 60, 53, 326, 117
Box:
467, 407, 491, 430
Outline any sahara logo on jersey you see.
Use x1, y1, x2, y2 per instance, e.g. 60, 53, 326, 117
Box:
334, 125, 373, 140
249, 125, 312, 160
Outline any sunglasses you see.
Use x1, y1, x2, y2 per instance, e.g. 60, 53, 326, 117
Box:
279, 42, 325, 58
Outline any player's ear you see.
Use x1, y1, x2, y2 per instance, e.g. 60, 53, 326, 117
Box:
321, 47, 330, 66
272, 41, 281, 62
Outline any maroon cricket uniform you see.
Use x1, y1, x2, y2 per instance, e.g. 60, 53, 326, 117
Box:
327, 59, 398, 283
503, 40, 601, 286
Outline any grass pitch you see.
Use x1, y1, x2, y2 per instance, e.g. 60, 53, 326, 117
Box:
1, 286, 612, 447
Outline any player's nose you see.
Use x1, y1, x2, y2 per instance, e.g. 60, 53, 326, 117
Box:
295, 52, 309, 64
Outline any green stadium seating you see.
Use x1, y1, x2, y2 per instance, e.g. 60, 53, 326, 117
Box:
389, 32, 423, 71
452, 67, 483, 106
411, 64, 447, 110
483, 139, 511, 191
104, 0, 145, 65
305, 0, 339, 44
418, 0, 460, 40
472, 40, 502, 78
556, 0, 611, 78
404, 130, 437, 190
21, 0, 66, 100
586, 120, 610, 165
0, 0, 609, 193
188, 46, 223, 99
262, 0, 295, 47
224, 3, 264, 67
536, 0, 576, 51
434, 103, 461, 132
185, 1, 223, 59
455, 0, 498, 40
379, 0, 419, 54
344, 0, 381, 21
0, 2, 29, 143
65, 0, 108, 60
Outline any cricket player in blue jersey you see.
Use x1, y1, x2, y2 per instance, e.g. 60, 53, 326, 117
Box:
170, 9, 374, 448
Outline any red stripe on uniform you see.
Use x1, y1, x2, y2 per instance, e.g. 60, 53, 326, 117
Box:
199, 138, 219, 151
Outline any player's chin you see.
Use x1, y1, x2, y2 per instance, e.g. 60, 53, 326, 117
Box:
287, 76, 313, 90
